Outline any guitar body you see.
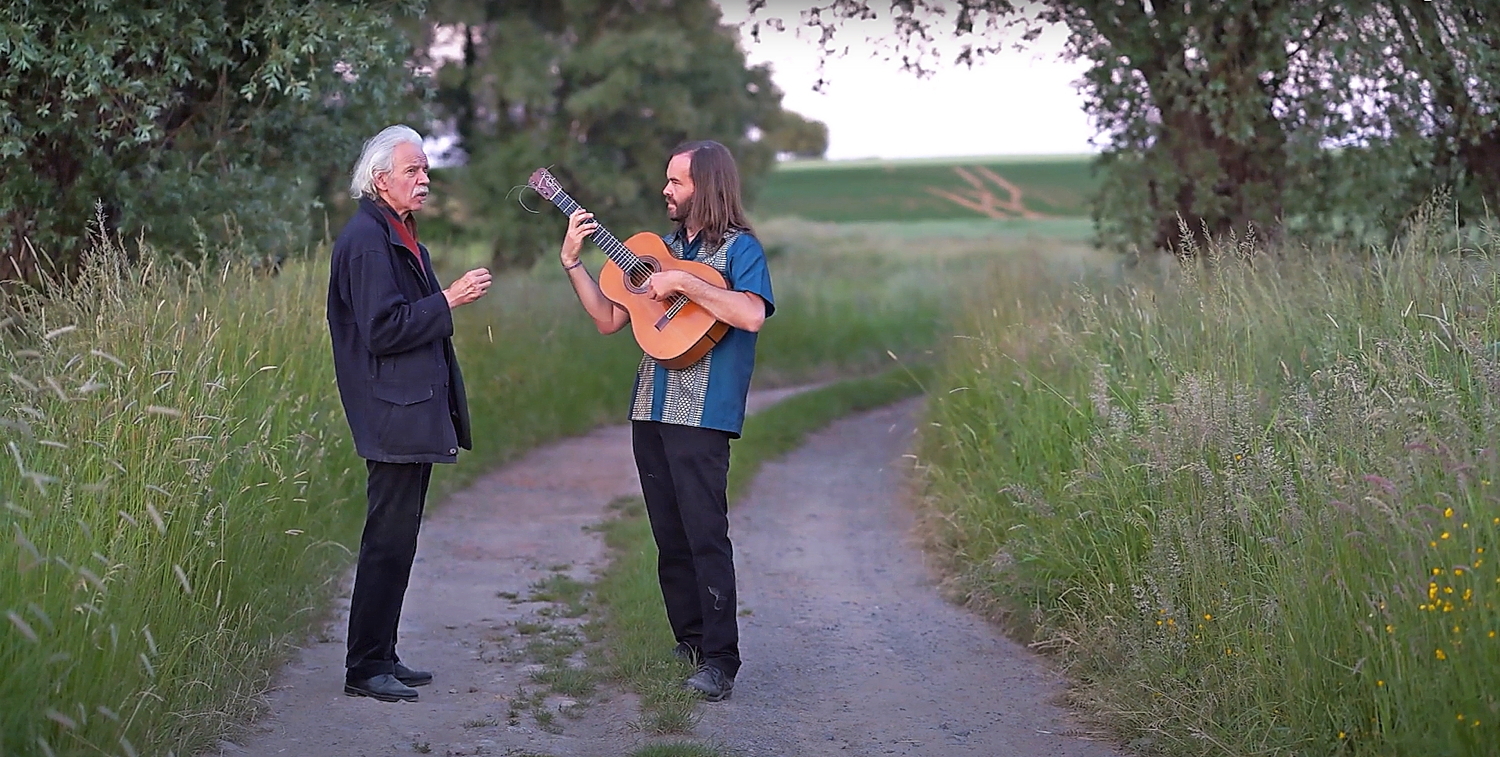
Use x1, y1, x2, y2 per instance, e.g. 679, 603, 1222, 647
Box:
599, 232, 732, 370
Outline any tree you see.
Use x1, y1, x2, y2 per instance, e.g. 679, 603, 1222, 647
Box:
753, 1, 1500, 253
0, 0, 425, 282
416, 0, 823, 269
764, 109, 830, 159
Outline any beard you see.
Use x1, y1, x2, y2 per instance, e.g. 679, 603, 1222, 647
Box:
668, 193, 692, 224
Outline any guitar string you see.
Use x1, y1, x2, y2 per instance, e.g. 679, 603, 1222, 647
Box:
552, 186, 691, 318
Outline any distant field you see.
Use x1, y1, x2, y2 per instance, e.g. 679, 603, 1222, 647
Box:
753, 154, 1097, 223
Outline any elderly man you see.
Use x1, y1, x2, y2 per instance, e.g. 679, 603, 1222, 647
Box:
327, 124, 492, 702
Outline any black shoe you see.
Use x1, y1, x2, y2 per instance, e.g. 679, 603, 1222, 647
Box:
684, 665, 733, 702
394, 662, 432, 687
344, 673, 419, 702
671, 642, 702, 666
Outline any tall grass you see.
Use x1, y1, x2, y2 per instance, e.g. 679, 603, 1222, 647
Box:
922, 213, 1500, 755
0, 213, 983, 756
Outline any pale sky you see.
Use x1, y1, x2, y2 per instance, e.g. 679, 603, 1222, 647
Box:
717, 1, 1096, 160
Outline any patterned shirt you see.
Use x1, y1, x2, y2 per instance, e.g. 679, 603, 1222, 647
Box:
629, 229, 775, 437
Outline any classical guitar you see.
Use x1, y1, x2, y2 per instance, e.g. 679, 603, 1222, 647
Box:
528, 168, 730, 370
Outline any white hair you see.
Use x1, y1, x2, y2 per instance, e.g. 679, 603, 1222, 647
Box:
349, 125, 424, 199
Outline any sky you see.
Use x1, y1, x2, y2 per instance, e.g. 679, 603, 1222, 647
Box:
716, 1, 1096, 160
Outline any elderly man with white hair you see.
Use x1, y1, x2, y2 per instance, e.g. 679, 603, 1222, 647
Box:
327, 124, 492, 702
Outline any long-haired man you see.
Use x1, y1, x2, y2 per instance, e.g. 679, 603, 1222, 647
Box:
557, 140, 775, 701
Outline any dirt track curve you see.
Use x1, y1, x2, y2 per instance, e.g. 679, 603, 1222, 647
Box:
214, 392, 1120, 757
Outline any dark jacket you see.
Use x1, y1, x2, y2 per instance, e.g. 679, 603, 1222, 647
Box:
327, 198, 471, 464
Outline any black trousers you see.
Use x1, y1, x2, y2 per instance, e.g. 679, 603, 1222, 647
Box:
345, 460, 431, 680
632, 421, 740, 678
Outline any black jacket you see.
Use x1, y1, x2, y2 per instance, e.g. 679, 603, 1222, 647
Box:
327, 198, 471, 464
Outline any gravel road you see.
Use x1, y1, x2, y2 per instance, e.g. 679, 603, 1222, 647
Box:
215, 392, 1120, 757
693, 398, 1119, 756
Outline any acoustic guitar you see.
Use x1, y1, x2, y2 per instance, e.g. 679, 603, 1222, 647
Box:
528, 168, 730, 370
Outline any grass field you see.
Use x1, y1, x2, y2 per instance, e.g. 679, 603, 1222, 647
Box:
0, 204, 1000, 755
753, 154, 1096, 223
921, 214, 1500, 755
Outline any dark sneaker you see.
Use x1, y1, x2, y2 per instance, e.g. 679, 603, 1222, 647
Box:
344, 673, 419, 702
672, 642, 702, 666
394, 662, 432, 687
684, 665, 733, 702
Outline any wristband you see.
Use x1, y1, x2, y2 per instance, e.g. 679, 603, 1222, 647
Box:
563, 260, 583, 271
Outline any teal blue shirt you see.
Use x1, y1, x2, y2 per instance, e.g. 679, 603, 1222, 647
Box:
629, 229, 775, 437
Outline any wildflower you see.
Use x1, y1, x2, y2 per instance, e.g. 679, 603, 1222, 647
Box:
1445, 508, 1454, 518
1386, 624, 1394, 633
1441, 531, 1451, 540
1434, 567, 1444, 576
1204, 613, 1213, 621
1463, 589, 1473, 601
1458, 713, 1465, 721
1436, 648, 1448, 660
1455, 568, 1465, 576
1338, 731, 1347, 739
1377, 680, 1385, 687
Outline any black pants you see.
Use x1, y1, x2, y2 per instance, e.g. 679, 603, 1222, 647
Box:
345, 460, 431, 680
632, 421, 740, 678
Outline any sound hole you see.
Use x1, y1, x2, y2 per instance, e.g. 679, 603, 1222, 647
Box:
627, 256, 660, 292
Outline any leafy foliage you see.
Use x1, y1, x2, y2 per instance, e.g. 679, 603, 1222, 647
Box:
416, 0, 824, 269
0, 0, 425, 281
754, 1, 1500, 252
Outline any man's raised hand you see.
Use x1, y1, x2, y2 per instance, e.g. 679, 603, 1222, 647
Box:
445, 268, 493, 309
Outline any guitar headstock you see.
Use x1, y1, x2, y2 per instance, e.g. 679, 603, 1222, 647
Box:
528, 168, 563, 202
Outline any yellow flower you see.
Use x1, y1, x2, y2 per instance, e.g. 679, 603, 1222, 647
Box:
1431, 541, 1439, 548
1458, 713, 1465, 721
1463, 589, 1473, 601
1386, 624, 1394, 633
1204, 613, 1213, 621
1338, 731, 1347, 739
1436, 648, 1448, 660
1441, 531, 1451, 540
1455, 568, 1465, 576
1434, 567, 1444, 576
1489, 631, 1495, 638
1376, 679, 1385, 687
1445, 507, 1454, 518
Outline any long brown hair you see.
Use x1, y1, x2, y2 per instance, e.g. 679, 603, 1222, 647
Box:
671, 140, 752, 250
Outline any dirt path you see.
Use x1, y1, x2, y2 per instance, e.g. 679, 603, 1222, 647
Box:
218, 392, 1119, 757
693, 399, 1117, 756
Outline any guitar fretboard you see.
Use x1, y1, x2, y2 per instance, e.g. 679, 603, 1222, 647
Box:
545, 188, 648, 277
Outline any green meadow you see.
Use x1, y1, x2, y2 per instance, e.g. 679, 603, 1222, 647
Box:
755, 154, 1096, 222
0, 189, 994, 755
8, 152, 1496, 757
920, 214, 1500, 755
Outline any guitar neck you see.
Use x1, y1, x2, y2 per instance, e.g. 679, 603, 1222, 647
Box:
546, 188, 644, 272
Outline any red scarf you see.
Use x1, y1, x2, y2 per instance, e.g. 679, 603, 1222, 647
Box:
381, 206, 425, 272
